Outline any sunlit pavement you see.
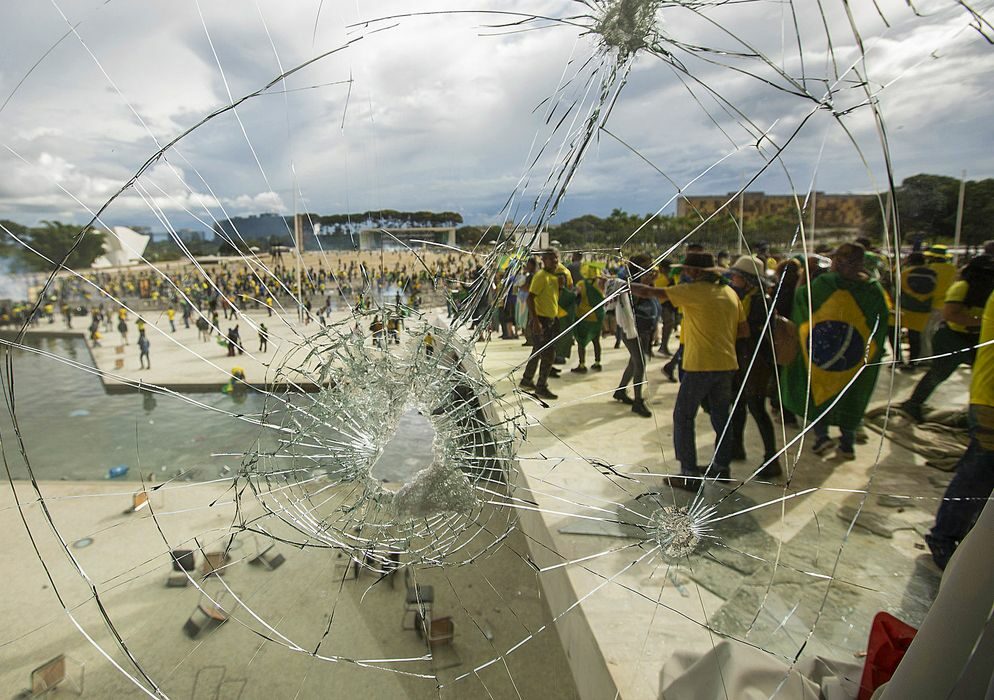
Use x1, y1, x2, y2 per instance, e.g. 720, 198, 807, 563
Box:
0, 314, 969, 699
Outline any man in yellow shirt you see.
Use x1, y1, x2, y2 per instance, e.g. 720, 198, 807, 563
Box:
926, 288, 994, 569
520, 249, 562, 400
901, 255, 994, 422
634, 252, 747, 488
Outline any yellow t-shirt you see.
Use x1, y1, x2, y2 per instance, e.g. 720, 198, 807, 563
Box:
529, 269, 560, 319
664, 281, 745, 371
944, 280, 985, 334
972, 292, 994, 408
929, 262, 958, 311
653, 274, 670, 289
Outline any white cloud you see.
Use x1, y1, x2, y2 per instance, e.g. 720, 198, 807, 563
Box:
0, 0, 990, 231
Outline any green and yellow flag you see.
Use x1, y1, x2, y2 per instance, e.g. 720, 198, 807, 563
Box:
781, 273, 890, 430
899, 265, 937, 333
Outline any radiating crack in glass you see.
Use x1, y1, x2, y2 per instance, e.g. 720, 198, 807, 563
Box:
0, 0, 992, 697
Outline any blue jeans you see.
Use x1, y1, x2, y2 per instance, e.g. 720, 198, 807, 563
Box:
673, 370, 735, 476
927, 407, 994, 568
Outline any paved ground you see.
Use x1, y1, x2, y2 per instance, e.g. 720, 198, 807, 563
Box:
0, 307, 971, 699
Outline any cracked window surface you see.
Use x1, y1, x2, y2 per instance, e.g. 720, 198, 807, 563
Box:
1, 1, 992, 698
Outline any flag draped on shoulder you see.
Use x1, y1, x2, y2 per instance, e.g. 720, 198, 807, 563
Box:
574, 278, 605, 347
899, 265, 937, 332
781, 272, 889, 429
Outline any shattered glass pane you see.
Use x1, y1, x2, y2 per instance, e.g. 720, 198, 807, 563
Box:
1, 0, 992, 697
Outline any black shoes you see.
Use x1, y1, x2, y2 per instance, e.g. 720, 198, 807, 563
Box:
519, 378, 536, 390
533, 385, 558, 400
632, 400, 652, 418
612, 390, 634, 405
571, 365, 588, 374
757, 459, 783, 478
591, 363, 602, 371
662, 363, 676, 383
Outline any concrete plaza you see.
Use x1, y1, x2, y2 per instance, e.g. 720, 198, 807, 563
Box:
0, 306, 969, 698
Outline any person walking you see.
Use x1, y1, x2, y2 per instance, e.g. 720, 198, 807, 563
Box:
258, 323, 269, 352
138, 332, 150, 369
167, 306, 176, 333
633, 251, 747, 487
898, 252, 937, 369
925, 288, 994, 569
572, 265, 605, 373
781, 243, 889, 459
900, 255, 994, 422
726, 256, 782, 478
520, 249, 562, 400
613, 254, 658, 417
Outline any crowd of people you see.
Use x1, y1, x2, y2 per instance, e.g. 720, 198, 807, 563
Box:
505, 239, 994, 569
2, 237, 991, 571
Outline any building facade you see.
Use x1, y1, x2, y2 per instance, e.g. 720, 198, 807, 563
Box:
677, 192, 873, 228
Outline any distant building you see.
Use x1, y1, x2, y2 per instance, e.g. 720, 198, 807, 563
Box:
677, 192, 873, 229
92, 226, 150, 268
357, 227, 456, 251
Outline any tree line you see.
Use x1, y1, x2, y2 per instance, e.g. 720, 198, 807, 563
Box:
861, 173, 994, 247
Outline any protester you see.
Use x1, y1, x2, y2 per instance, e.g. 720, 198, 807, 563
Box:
925, 289, 994, 569
655, 261, 676, 356
516, 258, 536, 347
726, 256, 782, 478
900, 255, 994, 422
572, 264, 605, 374
898, 252, 937, 368
781, 243, 889, 460
613, 254, 658, 417
634, 252, 746, 484
520, 249, 562, 400
138, 332, 150, 369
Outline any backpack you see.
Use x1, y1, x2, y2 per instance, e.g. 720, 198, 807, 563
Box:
772, 312, 799, 365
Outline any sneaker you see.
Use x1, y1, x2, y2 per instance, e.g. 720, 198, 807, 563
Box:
632, 400, 652, 418
591, 363, 602, 371
812, 436, 837, 455
837, 448, 856, 461
571, 365, 588, 374
519, 378, 536, 390
612, 390, 634, 405
534, 386, 558, 400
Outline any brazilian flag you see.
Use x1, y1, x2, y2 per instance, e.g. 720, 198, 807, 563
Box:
781, 273, 890, 430
899, 265, 937, 333
574, 278, 605, 347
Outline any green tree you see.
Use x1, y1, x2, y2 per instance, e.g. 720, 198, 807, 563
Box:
18, 221, 106, 271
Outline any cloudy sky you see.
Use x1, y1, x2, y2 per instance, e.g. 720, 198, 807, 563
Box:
1, 0, 992, 236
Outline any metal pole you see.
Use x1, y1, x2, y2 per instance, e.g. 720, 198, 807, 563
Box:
295, 212, 303, 321
810, 188, 817, 240
737, 189, 744, 256
953, 170, 966, 259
